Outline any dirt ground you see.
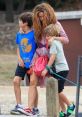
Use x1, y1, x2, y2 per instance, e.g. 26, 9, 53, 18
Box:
0, 54, 17, 85
0, 54, 82, 116
0, 86, 82, 116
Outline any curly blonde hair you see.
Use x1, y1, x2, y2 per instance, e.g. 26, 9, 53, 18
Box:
44, 24, 60, 37
33, 2, 57, 43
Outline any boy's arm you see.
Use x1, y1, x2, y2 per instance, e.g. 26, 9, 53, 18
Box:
17, 47, 24, 67
41, 54, 56, 77
47, 54, 55, 67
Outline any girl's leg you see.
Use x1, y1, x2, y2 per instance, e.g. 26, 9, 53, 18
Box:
28, 72, 38, 109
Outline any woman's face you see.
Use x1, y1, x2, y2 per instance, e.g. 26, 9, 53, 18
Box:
38, 12, 44, 22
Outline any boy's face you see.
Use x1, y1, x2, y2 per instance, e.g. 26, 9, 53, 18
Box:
45, 34, 54, 45
45, 35, 51, 41
19, 20, 27, 32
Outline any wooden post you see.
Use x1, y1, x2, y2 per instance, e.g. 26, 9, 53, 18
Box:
46, 77, 59, 117
0, 106, 1, 115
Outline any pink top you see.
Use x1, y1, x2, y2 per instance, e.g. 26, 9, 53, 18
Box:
32, 21, 69, 61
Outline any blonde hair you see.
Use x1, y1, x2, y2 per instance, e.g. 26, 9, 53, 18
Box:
33, 2, 57, 42
44, 24, 60, 37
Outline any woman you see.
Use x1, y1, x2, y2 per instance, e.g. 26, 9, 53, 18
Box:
22, 2, 69, 116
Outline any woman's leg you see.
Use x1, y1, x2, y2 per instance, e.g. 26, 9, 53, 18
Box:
28, 72, 38, 109
34, 88, 38, 108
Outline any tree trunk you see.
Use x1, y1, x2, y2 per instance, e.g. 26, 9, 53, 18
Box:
5, 0, 14, 22
16, 0, 26, 14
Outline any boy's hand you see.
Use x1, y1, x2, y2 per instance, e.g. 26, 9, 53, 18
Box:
41, 69, 48, 77
18, 58, 24, 67
19, 28, 24, 34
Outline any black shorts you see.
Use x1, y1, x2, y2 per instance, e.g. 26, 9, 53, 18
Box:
50, 69, 69, 93
15, 64, 30, 80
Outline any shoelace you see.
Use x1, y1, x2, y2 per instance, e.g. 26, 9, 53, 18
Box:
24, 108, 32, 113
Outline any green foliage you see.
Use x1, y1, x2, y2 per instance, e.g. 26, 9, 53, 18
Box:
0, 0, 5, 10
0, 0, 81, 11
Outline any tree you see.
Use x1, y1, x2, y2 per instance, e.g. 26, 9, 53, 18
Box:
4, 0, 14, 22
16, 0, 26, 14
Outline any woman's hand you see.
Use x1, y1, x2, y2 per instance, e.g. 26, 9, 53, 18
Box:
41, 68, 48, 77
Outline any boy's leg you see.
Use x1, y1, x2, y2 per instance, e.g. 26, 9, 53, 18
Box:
59, 94, 66, 112
59, 92, 75, 116
11, 65, 27, 114
57, 71, 69, 116
13, 65, 26, 104
13, 76, 22, 104
10, 76, 23, 115
59, 92, 71, 107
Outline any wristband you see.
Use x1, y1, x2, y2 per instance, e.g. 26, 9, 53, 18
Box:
46, 65, 50, 71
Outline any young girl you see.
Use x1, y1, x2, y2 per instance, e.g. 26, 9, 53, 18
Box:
41, 24, 75, 117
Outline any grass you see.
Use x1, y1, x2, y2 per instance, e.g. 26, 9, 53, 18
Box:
0, 54, 17, 85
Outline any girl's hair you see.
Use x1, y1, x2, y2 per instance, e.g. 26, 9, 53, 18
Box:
44, 24, 60, 37
33, 2, 57, 42
19, 12, 33, 28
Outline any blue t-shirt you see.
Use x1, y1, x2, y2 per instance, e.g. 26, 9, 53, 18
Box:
16, 30, 36, 68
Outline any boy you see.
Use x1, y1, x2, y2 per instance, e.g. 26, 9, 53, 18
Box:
41, 24, 75, 117
10, 12, 36, 115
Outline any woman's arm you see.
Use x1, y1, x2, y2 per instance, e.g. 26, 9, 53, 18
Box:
56, 21, 69, 44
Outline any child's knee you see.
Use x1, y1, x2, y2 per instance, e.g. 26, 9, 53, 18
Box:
13, 76, 21, 86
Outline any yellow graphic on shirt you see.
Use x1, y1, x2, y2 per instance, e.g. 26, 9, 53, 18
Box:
21, 38, 32, 52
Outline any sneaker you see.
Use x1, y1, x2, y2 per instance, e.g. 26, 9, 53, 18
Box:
10, 104, 24, 115
67, 103, 75, 116
59, 111, 67, 117
19, 107, 34, 116
32, 107, 40, 115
